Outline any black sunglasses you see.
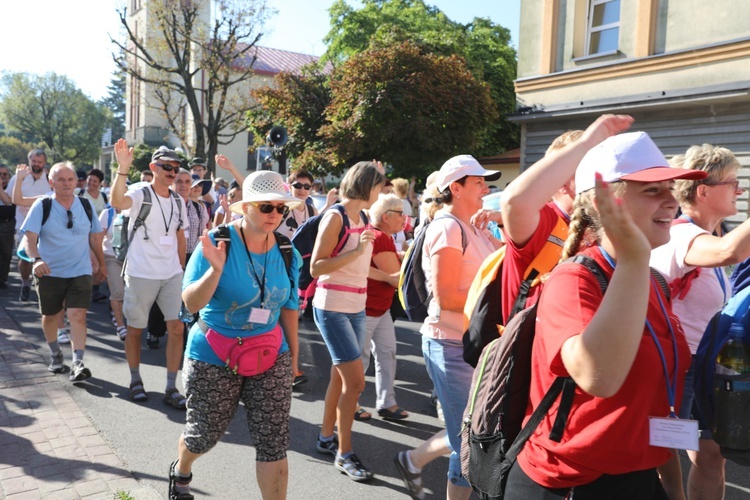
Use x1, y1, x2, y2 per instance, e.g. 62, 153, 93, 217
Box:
292, 182, 312, 190
253, 203, 289, 215
66, 210, 74, 229
155, 162, 179, 172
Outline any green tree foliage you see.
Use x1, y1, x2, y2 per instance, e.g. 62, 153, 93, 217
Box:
0, 136, 35, 167
323, 0, 518, 157
247, 68, 332, 176
100, 66, 126, 145
0, 73, 109, 164
322, 41, 497, 176
112, 0, 272, 173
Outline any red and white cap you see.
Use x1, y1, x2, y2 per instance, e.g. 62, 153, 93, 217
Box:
575, 131, 706, 194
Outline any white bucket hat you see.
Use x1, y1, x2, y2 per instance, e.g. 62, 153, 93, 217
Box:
229, 170, 302, 215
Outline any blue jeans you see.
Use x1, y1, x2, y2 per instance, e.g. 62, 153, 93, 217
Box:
679, 355, 712, 439
422, 336, 473, 488
314, 308, 366, 364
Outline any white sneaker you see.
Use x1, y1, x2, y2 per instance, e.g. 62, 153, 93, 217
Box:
57, 329, 70, 344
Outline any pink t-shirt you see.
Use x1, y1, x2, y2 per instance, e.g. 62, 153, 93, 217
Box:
312, 210, 373, 314
419, 212, 495, 341
650, 222, 731, 352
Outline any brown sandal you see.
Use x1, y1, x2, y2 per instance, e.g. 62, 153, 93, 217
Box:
163, 388, 187, 410
129, 381, 147, 402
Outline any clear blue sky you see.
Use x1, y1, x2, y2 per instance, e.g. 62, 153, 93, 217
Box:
0, 0, 520, 102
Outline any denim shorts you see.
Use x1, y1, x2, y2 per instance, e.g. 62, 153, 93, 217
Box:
313, 308, 366, 365
422, 336, 473, 488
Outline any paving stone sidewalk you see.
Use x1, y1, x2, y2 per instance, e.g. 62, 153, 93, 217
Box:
0, 305, 161, 500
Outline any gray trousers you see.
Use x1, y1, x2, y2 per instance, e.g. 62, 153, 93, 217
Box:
362, 312, 399, 410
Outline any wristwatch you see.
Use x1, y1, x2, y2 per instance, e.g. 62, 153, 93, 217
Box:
33, 257, 42, 263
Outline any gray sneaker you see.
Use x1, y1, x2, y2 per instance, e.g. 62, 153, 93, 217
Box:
57, 329, 70, 344
48, 352, 64, 373
69, 361, 92, 382
394, 451, 425, 499
334, 453, 373, 482
316, 435, 338, 456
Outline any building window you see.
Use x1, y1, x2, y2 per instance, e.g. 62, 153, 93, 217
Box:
586, 0, 620, 55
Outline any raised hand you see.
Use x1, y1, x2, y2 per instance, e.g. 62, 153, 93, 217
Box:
113, 138, 133, 171
594, 173, 650, 263
325, 187, 338, 206
199, 229, 227, 273
215, 154, 235, 171
580, 114, 634, 146
356, 229, 376, 254
15, 164, 30, 179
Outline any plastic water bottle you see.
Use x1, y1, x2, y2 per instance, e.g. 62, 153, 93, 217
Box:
716, 323, 750, 375
712, 322, 750, 453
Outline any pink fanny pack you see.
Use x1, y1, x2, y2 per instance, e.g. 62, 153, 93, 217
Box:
199, 318, 281, 376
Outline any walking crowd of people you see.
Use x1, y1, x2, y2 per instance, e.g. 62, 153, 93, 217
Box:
1, 114, 748, 499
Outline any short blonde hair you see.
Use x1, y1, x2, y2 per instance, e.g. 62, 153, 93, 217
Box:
674, 144, 740, 206
391, 178, 409, 198
546, 130, 584, 156
49, 161, 75, 181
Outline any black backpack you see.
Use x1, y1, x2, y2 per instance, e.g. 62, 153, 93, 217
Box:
397, 215, 467, 322
41, 196, 94, 228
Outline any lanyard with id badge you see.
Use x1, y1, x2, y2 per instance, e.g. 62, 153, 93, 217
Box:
599, 247, 699, 452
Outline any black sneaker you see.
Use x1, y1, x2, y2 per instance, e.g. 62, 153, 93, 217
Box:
69, 362, 92, 382
334, 453, 373, 482
19, 284, 30, 301
316, 435, 338, 456
168, 460, 194, 500
394, 451, 425, 499
48, 352, 64, 373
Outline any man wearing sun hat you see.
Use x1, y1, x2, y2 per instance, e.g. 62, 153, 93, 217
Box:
111, 139, 190, 409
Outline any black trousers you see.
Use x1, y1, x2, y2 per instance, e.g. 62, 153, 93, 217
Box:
504, 459, 668, 500
0, 220, 15, 284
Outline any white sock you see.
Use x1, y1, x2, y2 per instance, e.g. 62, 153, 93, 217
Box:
405, 451, 421, 474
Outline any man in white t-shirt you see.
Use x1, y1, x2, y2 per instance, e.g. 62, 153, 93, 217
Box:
111, 139, 189, 409
5, 149, 50, 301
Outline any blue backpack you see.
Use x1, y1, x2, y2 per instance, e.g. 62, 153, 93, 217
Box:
693, 286, 750, 465
291, 203, 368, 307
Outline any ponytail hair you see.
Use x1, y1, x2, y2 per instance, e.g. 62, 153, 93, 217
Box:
560, 182, 627, 262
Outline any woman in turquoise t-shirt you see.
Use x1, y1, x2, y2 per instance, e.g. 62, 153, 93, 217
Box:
168, 170, 302, 500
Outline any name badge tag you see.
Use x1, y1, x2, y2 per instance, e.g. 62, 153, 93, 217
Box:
649, 416, 699, 451
249, 307, 271, 324
159, 236, 173, 246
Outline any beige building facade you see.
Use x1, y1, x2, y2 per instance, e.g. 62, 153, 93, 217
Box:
514, 0, 750, 220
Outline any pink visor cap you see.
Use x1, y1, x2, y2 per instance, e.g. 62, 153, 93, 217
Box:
575, 131, 706, 195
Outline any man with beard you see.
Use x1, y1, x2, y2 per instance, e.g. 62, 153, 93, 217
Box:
111, 140, 189, 409
6, 149, 50, 301
0, 164, 15, 289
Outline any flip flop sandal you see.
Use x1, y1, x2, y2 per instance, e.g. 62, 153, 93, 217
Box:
129, 381, 148, 402
293, 371, 308, 388
378, 406, 409, 421
163, 388, 187, 410
354, 408, 372, 421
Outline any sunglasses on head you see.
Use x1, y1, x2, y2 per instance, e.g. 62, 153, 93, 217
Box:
66, 210, 74, 229
251, 203, 290, 215
155, 162, 179, 172
292, 182, 312, 190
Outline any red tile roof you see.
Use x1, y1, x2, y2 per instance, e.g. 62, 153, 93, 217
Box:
234, 45, 330, 75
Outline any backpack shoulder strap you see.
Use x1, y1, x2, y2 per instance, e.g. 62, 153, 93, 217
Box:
506, 254, 609, 461
507, 216, 569, 322
168, 189, 183, 230
307, 203, 314, 218
102, 191, 108, 205
651, 268, 671, 302
41, 197, 52, 226
330, 204, 352, 255
78, 197, 94, 225
106, 206, 114, 231
130, 186, 153, 240
274, 231, 295, 300
432, 214, 468, 254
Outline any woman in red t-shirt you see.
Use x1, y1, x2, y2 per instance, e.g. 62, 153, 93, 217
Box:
504, 131, 706, 499
359, 194, 409, 420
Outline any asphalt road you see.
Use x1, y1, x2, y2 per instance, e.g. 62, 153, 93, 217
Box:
2, 273, 750, 499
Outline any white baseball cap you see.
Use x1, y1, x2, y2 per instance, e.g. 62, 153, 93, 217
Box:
575, 132, 707, 194
436, 155, 501, 192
